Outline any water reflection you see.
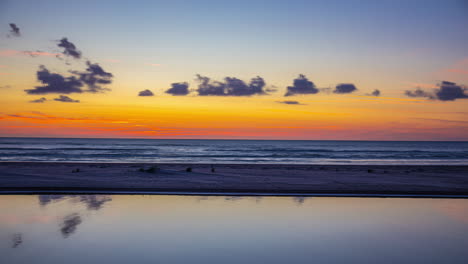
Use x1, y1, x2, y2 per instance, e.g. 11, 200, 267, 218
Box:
37, 195, 112, 238
60, 213, 82, 238
38, 195, 112, 210
11, 233, 22, 248
293, 196, 307, 205
1, 195, 468, 264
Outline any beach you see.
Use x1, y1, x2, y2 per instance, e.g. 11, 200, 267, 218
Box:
1, 162, 467, 196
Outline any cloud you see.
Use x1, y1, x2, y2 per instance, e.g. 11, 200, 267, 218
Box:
367, 89, 381, 96
8, 23, 20, 37
0, 85, 11, 89
23, 50, 61, 58
30, 97, 47, 103
146, 63, 161, 67
0, 49, 59, 57
276, 100, 305, 105
196, 74, 225, 96
405, 81, 468, 101
435, 81, 468, 101
334, 83, 357, 94
25, 65, 83, 94
57, 38, 81, 59
195, 74, 268, 96
165, 82, 189, 95
70, 61, 113, 93
285, 74, 319, 96
54, 95, 80, 103
447, 68, 468, 75
25, 63, 113, 95
138, 89, 154, 96
405, 88, 434, 99
226, 76, 266, 96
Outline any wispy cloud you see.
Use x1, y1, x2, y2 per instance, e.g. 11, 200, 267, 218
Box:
146, 63, 161, 67
29, 97, 47, 103
443, 58, 468, 75
276, 100, 306, 105
54, 95, 80, 103
0, 49, 59, 57
412, 118, 468, 124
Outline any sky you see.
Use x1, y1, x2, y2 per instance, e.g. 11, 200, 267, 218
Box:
0, 0, 467, 140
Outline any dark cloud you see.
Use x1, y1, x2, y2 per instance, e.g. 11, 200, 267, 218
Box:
60, 213, 82, 238
25, 65, 83, 94
25, 63, 113, 95
436, 81, 468, 101
71, 61, 113, 93
30, 97, 47, 103
277, 100, 305, 105
334, 83, 357, 94
195, 74, 268, 96
368, 89, 381, 96
138, 89, 154, 96
195, 74, 227, 96
54, 95, 79, 103
165, 82, 189, 95
405, 81, 468, 101
226, 76, 266, 96
405, 88, 434, 99
8, 23, 20, 37
285, 74, 319, 96
57, 38, 81, 59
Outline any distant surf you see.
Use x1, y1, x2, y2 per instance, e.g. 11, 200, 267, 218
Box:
0, 138, 467, 165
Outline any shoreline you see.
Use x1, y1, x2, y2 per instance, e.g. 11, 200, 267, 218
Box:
1, 162, 467, 197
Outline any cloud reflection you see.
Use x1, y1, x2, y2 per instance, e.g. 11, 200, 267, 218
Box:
60, 213, 82, 238
38, 195, 112, 210
11, 233, 22, 248
293, 196, 308, 206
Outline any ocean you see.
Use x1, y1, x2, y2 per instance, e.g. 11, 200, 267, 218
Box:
0, 137, 467, 165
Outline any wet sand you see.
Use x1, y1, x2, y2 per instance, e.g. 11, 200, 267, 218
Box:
0, 162, 467, 196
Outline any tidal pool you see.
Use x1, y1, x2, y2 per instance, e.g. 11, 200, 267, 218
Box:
1, 195, 468, 263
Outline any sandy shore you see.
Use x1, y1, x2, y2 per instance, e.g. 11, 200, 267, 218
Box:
0, 162, 467, 196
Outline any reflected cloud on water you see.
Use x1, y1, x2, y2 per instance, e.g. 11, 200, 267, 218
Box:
37, 195, 112, 239
11, 233, 22, 248
38, 195, 112, 211
60, 213, 82, 238
293, 196, 308, 206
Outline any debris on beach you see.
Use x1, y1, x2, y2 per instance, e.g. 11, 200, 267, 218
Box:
186, 167, 192, 172
138, 166, 159, 173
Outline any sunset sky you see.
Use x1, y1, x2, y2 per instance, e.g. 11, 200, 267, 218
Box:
1, 0, 467, 140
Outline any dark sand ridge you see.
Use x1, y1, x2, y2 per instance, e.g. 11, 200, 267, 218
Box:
0, 162, 467, 196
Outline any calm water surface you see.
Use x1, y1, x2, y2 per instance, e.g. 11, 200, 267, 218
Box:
1, 195, 468, 263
